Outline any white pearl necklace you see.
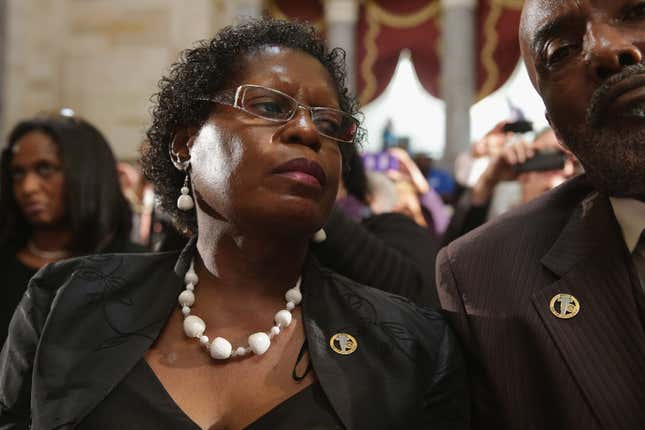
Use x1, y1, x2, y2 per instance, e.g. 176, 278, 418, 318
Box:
179, 259, 302, 360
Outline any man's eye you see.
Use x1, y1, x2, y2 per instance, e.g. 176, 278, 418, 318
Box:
625, 2, 645, 20
546, 44, 576, 66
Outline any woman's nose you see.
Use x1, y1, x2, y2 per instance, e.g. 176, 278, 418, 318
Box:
279, 108, 322, 152
18, 171, 42, 196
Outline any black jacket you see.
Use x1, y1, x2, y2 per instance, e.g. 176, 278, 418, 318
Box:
312, 208, 440, 308
0, 240, 468, 430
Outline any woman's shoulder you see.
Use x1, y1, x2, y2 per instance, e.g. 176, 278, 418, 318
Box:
312, 263, 450, 345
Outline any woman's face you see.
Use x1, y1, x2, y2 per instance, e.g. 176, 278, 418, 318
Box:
187, 47, 344, 237
10, 131, 67, 227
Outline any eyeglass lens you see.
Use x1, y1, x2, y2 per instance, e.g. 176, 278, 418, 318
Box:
239, 86, 357, 142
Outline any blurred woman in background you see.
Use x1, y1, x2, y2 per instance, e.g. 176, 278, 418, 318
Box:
0, 113, 142, 346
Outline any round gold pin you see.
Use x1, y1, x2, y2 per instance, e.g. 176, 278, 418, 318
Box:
549, 293, 580, 319
329, 333, 358, 355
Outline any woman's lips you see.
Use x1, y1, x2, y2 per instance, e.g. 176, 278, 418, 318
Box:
272, 157, 327, 188
22, 202, 47, 217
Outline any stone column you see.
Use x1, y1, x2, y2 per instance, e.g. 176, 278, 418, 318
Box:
324, 0, 359, 96
440, 0, 476, 170
235, 0, 264, 23
0, 0, 6, 137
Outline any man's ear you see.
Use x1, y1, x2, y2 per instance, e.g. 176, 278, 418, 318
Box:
170, 127, 198, 169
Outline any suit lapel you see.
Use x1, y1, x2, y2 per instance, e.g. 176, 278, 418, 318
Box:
533, 194, 645, 429
31, 243, 194, 429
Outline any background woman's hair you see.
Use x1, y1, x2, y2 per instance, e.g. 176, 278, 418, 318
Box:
142, 18, 364, 236
0, 114, 132, 253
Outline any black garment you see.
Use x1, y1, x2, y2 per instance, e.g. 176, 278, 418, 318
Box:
0, 251, 37, 349
79, 359, 343, 429
0, 238, 468, 429
311, 207, 440, 307
440, 189, 491, 248
0, 237, 146, 349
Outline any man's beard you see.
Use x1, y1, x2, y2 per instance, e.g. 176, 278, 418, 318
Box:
555, 64, 645, 199
558, 124, 645, 198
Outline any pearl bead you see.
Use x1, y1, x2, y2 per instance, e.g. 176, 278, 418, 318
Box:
181, 306, 191, 316
183, 315, 206, 338
235, 346, 248, 357
210, 337, 232, 359
199, 335, 209, 345
271, 326, 280, 336
285, 288, 302, 305
177, 194, 194, 211
181, 186, 190, 195
184, 272, 198, 285
186, 283, 194, 291
286, 301, 295, 311
274, 310, 292, 328
178, 290, 195, 307
248, 332, 271, 355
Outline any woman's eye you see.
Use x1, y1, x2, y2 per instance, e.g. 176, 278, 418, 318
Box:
247, 98, 290, 117
625, 2, 645, 20
10, 169, 25, 181
36, 163, 57, 177
315, 119, 340, 135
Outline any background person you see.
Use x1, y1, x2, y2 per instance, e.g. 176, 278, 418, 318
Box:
0, 113, 141, 347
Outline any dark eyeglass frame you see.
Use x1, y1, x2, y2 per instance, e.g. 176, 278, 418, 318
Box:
197, 84, 359, 144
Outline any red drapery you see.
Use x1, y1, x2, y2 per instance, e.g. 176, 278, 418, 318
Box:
267, 0, 523, 106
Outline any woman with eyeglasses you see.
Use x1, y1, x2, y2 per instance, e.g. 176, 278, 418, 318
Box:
0, 114, 144, 348
0, 20, 468, 429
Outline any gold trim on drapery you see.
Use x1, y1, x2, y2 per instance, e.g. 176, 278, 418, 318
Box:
266, 0, 325, 30
359, 1, 441, 105
477, 0, 523, 100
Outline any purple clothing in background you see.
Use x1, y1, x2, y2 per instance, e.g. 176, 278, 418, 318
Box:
420, 188, 449, 234
335, 195, 372, 222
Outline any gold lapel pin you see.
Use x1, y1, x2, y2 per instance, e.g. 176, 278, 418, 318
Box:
330, 333, 358, 355
550, 293, 580, 319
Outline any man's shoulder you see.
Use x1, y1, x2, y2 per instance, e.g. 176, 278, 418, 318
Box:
444, 175, 594, 262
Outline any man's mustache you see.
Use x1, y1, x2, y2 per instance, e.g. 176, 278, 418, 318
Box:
587, 63, 645, 128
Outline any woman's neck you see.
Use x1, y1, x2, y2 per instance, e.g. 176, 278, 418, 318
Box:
195, 219, 309, 297
29, 226, 72, 252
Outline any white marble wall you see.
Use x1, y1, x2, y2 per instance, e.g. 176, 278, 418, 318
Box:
2, 0, 236, 159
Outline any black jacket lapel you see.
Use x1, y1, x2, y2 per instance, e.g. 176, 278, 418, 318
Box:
31, 246, 189, 429
532, 193, 645, 429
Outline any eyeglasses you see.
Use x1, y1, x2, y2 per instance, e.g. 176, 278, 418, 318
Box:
197, 84, 359, 144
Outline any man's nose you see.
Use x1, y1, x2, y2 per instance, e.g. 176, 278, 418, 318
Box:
585, 22, 642, 81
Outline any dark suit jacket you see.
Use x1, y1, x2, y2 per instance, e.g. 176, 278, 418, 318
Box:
0, 240, 468, 429
437, 175, 645, 430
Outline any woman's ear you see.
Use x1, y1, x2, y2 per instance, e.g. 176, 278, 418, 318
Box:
170, 127, 198, 170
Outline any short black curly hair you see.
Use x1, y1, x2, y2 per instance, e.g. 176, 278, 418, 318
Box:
142, 18, 362, 236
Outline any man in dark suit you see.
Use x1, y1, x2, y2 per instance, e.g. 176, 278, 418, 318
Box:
437, 0, 645, 429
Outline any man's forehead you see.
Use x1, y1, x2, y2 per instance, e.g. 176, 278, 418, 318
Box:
521, 0, 576, 45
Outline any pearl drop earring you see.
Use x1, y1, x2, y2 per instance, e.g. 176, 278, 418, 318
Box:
177, 173, 194, 211
313, 228, 326, 243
